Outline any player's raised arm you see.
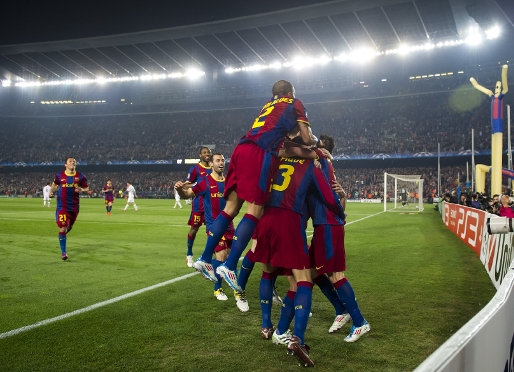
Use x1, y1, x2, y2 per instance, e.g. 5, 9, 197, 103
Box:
297, 121, 318, 146
175, 181, 195, 199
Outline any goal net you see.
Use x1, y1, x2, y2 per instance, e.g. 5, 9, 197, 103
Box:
383, 173, 424, 212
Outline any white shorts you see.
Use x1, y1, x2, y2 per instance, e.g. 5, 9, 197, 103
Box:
175, 196, 180, 201
43, 195, 50, 201
128, 196, 135, 203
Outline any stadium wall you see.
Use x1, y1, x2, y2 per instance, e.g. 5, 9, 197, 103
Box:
414, 203, 514, 371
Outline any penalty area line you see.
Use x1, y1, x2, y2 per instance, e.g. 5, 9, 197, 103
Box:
0, 272, 199, 340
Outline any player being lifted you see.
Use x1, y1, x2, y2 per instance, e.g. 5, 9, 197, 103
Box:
185, 147, 212, 267
50, 157, 89, 260
175, 153, 248, 309
101, 179, 115, 215
193, 80, 319, 288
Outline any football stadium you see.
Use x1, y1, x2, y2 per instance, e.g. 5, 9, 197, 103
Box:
0, 0, 513, 370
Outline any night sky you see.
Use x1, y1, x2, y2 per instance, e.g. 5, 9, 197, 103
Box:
0, 0, 329, 46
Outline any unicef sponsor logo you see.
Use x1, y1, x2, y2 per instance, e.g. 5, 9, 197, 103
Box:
127, 160, 140, 164
371, 154, 391, 159
413, 152, 434, 157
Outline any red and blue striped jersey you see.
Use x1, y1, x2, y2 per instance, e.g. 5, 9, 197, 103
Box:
241, 95, 310, 154
103, 184, 114, 202
186, 163, 212, 212
191, 175, 234, 231
307, 157, 345, 226
53, 171, 88, 212
267, 156, 344, 219
490, 93, 505, 134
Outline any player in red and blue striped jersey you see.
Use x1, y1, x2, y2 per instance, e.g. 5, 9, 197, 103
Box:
101, 179, 115, 215
176, 153, 241, 305
194, 80, 319, 287
253, 148, 345, 366
308, 134, 370, 342
185, 147, 212, 267
50, 157, 89, 260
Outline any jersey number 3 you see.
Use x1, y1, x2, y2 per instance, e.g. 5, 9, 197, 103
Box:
272, 164, 295, 191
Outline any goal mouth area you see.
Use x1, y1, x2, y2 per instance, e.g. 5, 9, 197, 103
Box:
384, 173, 424, 213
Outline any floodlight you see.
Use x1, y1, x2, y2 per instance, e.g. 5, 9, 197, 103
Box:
465, 34, 482, 45
185, 69, 205, 79
485, 26, 500, 39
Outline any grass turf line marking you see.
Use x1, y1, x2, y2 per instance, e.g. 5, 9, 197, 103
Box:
0, 210, 384, 340
0, 272, 199, 340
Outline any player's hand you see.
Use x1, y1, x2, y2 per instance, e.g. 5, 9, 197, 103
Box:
75, 188, 82, 193
175, 181, 186, 190
314, 159, 321, 169
332, 180, 345, 198
319, 148, 333, 160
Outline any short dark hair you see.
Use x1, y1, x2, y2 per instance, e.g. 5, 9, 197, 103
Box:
272, 80, 294, 96
199, 146, 210, 154
211, 151, 223, 157
319, 134, 335, 154
65, 157, 75, 163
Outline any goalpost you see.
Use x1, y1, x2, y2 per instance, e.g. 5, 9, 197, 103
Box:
383, 173, 424, 212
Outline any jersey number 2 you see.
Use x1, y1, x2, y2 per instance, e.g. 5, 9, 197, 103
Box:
252, 106, 274, 129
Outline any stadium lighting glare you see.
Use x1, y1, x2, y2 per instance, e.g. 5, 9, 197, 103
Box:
185, 69, 205, 79
485, 26, 500, 39
397, 44, 410, 55
1, 80, 11, 87
350, 48, 377, 63
465, 34, 483, 46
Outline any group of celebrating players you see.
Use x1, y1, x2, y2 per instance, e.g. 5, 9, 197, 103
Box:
48, 80, 368, 367
173, 80, 369, 367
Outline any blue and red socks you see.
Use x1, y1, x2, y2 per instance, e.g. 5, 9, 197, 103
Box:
276, 290, 296, 335
259, 271, 275, 328
293, 281, 313, 345
334, 278, 364, 327
225, 214, 259, 270
200, 211, 233, 263
186, 233, 194, 256
238, 249, 256, 291
212, 259, 223, 291
314, 274, 347, 316
58, 232, 66, 254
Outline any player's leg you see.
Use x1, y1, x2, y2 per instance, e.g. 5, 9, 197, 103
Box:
133, 201, 138, 211
288, 268, 314, 367
237, 238, 256, 291
107, 201, 112, 215
56, 211, 69, 260
328, 271, 369, 342
212, 247, 228, 301
186, 225, 199, 267
273, 273, 296, 345
192, 192, 242, 281
314, 274, 350, 333
259, 264, 276, 339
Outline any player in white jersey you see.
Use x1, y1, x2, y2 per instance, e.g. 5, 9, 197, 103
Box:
43, 182, 52, 207
173, 188, 183, 209
122, 182, 138, 212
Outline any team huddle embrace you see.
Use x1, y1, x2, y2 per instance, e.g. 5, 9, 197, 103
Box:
174, 80, 369, 367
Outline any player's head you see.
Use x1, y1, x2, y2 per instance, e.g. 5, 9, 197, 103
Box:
46, 182, 50, 186
272, 80, 295, 98
199, 147, 211, 164
318, 134, 335, 154
64, 157, 76, 171
211, 152, 225, 175
126, 182, 131, 186
107, 179, 112, 186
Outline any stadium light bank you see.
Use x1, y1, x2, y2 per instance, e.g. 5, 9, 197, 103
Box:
0, 69, 205, 88
225, 26, 501, 74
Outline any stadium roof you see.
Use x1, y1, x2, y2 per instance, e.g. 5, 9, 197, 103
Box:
0, 0, 512, 83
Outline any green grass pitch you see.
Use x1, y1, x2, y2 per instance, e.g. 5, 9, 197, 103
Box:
0, 198, 496, 371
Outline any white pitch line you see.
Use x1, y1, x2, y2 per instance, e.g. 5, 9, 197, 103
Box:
0, 272, 199, 340
0, 210, 385, 340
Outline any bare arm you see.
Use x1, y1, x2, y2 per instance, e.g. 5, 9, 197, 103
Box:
298, 122, 318, 146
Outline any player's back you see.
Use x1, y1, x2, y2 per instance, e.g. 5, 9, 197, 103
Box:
267, 156, 343, 219
243, 95, 309, 153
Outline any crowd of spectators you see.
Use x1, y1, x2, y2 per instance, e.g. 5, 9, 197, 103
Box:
0, 88, 510, 164
0, 165, 465, 200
